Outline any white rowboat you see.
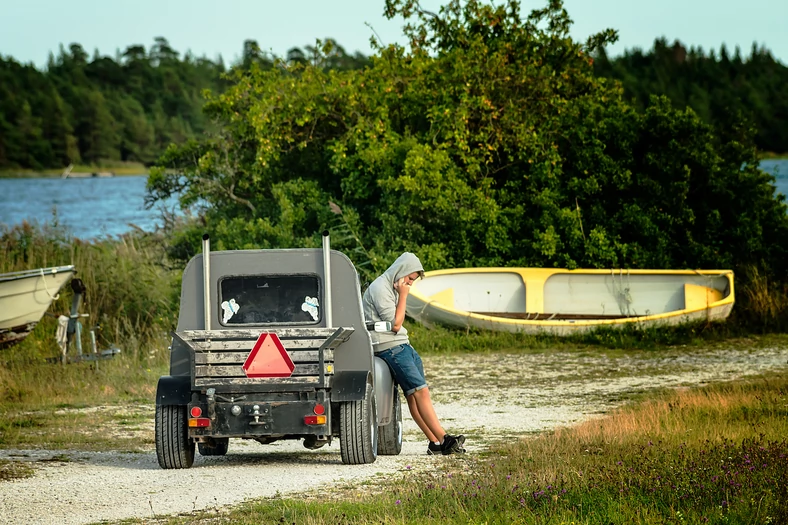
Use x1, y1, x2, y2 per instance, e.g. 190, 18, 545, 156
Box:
0, 265, 76, 347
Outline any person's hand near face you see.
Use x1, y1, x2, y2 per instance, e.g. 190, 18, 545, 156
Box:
394, 272, 420, 295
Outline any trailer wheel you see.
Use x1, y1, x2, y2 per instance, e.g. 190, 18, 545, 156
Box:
198, 438, 229, 456
377, 391, 403, 455
339, 383, 378, 464
155, 404, 195, 469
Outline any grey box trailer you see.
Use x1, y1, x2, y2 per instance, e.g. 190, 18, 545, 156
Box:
155, 233, 403, 468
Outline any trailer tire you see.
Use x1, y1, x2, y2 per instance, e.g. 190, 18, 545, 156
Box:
198, 438, 229, 456
155, 404, 195, 469
339, 383, 378, 464
377, 392, 403, 455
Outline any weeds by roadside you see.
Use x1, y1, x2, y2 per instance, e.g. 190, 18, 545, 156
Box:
0, 459, 34, 481
157, 373, 788, 525
0, 349, 167, 454
0, 222, 174, 457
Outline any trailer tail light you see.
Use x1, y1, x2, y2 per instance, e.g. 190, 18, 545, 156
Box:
304, 415, 327, 425
313, 404, 325, 415
188, 418, 211, 428
190, 407, 202, 417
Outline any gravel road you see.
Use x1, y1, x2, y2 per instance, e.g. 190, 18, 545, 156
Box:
1, 342, 786, 525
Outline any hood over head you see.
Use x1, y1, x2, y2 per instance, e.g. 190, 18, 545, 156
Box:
382, 252, 424, 286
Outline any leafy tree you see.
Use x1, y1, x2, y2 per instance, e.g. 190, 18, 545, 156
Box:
73, 88, 119, 162
0, 37, 230, 169
148, 0, 788, 290
239, 40, 274, 72
112, 93, 155, 163
594, 38, 788, 153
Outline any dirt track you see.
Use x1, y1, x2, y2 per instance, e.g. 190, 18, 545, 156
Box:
1, 342, 787, 525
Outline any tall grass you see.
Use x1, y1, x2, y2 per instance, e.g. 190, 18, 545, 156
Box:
0, 221, 178, 413
1, 220, 179, 356
737, 265, 788, 332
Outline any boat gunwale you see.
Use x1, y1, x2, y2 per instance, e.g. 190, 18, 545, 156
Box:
0, 265, 76, 283
421, 267, 735, 278
408, 268, 735, 328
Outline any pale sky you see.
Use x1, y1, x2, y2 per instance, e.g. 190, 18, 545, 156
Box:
1, 0, 785, 68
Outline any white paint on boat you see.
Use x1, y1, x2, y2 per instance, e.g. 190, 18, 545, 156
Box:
0, 266, 75, 345
406, 268, 734, 335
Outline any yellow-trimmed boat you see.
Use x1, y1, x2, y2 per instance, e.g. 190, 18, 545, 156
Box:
406, 268, 734, 335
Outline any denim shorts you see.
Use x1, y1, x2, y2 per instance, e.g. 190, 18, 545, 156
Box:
376, 343, 427, 397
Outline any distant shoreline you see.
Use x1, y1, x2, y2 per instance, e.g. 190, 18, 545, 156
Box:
760, 153, 788, 161
1, 156, 785, 179
0, 165, 149, 179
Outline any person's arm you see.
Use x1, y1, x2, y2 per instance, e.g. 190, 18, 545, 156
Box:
392, 279, 409, 332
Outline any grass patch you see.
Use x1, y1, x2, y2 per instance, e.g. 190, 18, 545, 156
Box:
0, 459, 35, 481
408, 318, 774, 355
0, 356, 164, 451
0, 337, 166, 451
0, 348, 167, 408
0, 220, 178, 452
0, 402, 156, 452
151, 373, 788, 525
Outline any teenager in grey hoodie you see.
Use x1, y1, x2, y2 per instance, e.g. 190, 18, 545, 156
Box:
362, 252, 466, 455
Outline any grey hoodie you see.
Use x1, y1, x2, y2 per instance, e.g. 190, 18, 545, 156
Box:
362, 252, 424, 352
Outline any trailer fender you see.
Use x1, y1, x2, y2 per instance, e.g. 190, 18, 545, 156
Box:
332, 370, 372, 401
374, 356, 395, 426
156, 375, 191, 406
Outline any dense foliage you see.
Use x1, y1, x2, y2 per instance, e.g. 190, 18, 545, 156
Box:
595, 38, 788, 155
0, 38, 367, 170
148, 0, 788, 288
2, 9, 787, 171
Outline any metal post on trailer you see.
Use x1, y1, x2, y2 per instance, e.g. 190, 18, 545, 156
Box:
321, 231, 334, 396
322, 230, 333, 328
202, 234, 211, 331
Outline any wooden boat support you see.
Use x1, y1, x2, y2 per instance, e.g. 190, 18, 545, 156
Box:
406, 268, 735, 335
173, 327, 355, 392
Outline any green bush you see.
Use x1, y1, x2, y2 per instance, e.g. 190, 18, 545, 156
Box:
147, 1, 788, 328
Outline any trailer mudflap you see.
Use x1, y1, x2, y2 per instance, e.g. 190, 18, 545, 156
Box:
156, 375, 191, 405
331, 370, 372, 401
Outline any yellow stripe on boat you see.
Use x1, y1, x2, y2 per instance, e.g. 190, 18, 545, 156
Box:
406, 268, 734, 335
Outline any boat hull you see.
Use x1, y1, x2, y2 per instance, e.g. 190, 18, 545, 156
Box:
406, 268, 735, 335
0, 266, 75, 346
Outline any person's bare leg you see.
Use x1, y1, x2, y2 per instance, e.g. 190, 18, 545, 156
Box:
409, 388, 446, 441
407, 394, 439, 442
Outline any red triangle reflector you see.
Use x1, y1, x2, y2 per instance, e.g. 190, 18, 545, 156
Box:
243, 333, 295, 378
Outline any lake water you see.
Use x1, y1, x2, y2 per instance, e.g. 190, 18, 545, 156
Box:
0, 175, 180, 239
0, 160, 787, 240
760, 159, 788, 196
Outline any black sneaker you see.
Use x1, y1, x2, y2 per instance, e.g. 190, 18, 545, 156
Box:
440, 434, 466, 455
427, 441, 442, 455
